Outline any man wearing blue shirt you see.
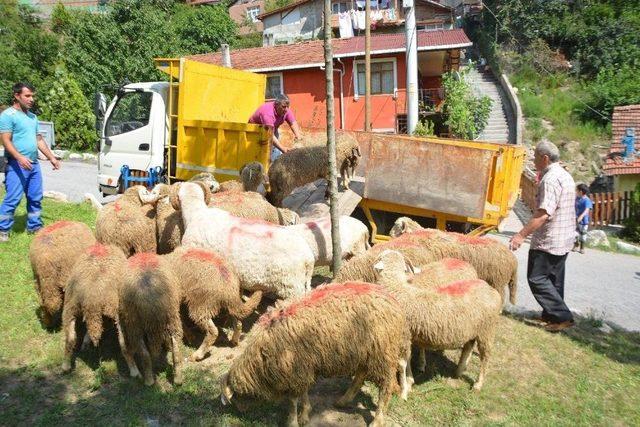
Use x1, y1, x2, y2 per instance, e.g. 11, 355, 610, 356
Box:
573, 183, 592, 254
0, 82, 60, 242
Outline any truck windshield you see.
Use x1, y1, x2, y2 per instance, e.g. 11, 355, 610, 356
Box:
106, 91, 153, 137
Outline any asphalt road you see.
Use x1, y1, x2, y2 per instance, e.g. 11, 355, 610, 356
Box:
4, 160, 640, 331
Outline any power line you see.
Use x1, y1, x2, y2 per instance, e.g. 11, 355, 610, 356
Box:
481, 1, 611, 122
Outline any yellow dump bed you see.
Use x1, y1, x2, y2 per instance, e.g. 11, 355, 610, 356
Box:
155, 58, 271, 182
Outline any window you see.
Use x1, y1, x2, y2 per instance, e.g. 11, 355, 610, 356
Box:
265, 73, 283, 100
332, 1, 349, 13
355, 59, 396, 96
418, 23, 445, 32
106, 91, 153, 137
246, 6, 260, 23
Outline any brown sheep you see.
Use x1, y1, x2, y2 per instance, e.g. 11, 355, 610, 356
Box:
95, 186, 157, 256
61, 243, 138, 376
411, 258, 478, 289
119, 253, 183, 386
209, 190, 300, 225
339, 224, 518, 304
266, 134, 361, 207
218, 162, 267, 193
220, 281, 411, 427
29, 220, 96, 327
164, 247, 263, 361
373, 250, 502, 392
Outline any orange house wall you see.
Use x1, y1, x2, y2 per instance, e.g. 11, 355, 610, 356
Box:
270, 53, 407, 132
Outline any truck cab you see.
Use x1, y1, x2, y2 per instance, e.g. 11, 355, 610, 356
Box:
96, 83, 168, 195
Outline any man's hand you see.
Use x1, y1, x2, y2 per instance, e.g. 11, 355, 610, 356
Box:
17, 155, 33, 170
50, 158, 61, 170
509, 232, 525, 251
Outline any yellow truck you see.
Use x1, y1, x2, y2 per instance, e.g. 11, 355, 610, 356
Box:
94, 58, 271, 194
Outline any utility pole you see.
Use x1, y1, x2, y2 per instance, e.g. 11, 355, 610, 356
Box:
405, 0, 418, 134
364, 0, 371, 131
323, 0, 342, 275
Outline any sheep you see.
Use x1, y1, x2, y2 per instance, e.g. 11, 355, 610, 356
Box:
292, 216, 370, 267
164, 247, 263, 361
411, 258, 478, 290
61, 243, 138, 377
174, 182, 315, 299
218, 162, 267, 193
95, 185, 158, 256
187, 172, 221, 193
340, 221, 518, 304
209, 190, 300, 225
373, 250, 502, 391
266, 134, 361, 207
220, 281, 411, 427
389, 216, 423, 238
119, 252, 183, 386
29, 220, 96, 327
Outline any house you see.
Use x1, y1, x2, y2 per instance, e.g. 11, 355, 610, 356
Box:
259, 0, 455, 46
186, 0, 265, 35
602, 105, 640, 192
189, 29, 471, 132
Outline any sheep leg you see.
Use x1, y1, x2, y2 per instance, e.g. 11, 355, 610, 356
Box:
80, 330, 92, 351
138, 338, 155, 386
456, 340, 476, 378
299, 390, 312, 425
191, 319, 218, 362
473, 338, 491, 392
399, 359, 410, 400
229, 317, 242, 347
287, 395, 299, 427
62, 317, 77, 372
171, 335, 183, 386
370, 377, 393, 427
115, 321, 140, 378
335, 370, 366, 407
416, 347, 427, 373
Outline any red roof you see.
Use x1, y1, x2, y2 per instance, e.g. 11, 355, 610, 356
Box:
602, 105, 640, 176
189, 29, 471, 72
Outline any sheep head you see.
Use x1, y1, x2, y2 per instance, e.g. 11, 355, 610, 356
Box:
174, 181, 212, 210
277, 208, 300, 225
389, 217, 423, 238
373, 250, 420, 285
137, 186, 161, 204
188, 172, 221, 193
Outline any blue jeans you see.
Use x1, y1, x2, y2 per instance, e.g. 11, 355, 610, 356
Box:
271, 145, 283, 162
0, 159, 43, 232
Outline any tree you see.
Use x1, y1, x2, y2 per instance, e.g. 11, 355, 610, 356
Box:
441, 69, 492, 140
40, 67, 96, 152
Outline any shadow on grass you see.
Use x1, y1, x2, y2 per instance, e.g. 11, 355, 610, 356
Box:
506, 311, 640, 365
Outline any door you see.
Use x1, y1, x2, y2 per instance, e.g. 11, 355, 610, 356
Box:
98, 90, 156, 189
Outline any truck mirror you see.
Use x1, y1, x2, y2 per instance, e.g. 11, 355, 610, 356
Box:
94, 92, 107, 119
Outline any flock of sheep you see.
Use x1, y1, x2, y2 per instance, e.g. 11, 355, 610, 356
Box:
28, 138, 519, 427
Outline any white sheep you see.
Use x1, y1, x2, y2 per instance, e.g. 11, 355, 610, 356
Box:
173, 182, 315, 299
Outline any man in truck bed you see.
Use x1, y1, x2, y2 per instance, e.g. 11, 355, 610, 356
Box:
249, 94, 302, 161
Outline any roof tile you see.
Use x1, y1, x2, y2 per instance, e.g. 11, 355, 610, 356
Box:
602, 104, 640, 176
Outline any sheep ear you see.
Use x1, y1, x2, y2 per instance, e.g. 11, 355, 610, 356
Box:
170, 183, 182, 210
400, 219, 408, 233
194, 181, 212, 205
355, 146, 361, 157
404, 258, 417, 275
373, 260, 385, 274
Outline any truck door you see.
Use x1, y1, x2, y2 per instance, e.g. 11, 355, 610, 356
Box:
98, 90, 156, 191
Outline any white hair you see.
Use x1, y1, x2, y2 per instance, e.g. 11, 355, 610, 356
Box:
535, 140, 560, 162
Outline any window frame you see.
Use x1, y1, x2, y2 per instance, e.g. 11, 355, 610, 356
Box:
246, 6, 260, 23
265, 72, 284, 100
105, 91, 154, 137
353, 57, 398, 99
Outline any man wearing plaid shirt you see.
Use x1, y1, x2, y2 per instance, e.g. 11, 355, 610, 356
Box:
510, 141, 576, 332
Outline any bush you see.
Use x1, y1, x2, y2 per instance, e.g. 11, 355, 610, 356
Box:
622, 183, 640, 243
40, 68, 96, 152
414, 120, 434, 137
584, 66, 640, 124
441, 68, 492, 140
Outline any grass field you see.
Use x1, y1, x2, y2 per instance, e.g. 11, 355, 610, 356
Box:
1, 198, 640, 426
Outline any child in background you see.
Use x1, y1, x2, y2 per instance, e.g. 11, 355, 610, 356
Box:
573, 183, 593, 254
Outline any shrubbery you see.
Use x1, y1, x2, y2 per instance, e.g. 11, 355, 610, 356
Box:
441, 68, 492, 140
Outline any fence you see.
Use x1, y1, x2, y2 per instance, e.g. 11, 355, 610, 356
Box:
519, 170, 636, 227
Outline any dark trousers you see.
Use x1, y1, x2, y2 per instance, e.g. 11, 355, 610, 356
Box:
527, 249, 573, 323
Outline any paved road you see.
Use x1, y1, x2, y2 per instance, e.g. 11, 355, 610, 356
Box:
5, 161, 640, 330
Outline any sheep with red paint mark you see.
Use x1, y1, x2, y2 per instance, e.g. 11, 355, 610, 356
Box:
163, 247, 263, 361
218, 162, 267, 193
119, 252, 183, 386
29, 220, 96, 327
210, 190, 300, 225
95, 185, 158, 256
61, 243, 138, 377
410, 258, 478, 290
174, 182, 314, 299
372, 250, 502, 392
220, 281, 411, 427
266, 134, 361, 207
292, 215, 370, 267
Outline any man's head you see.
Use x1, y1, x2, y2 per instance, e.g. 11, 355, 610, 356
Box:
534, 140, 560, 171
576, 183, 589, 197
274, 94, 290, 116
12, 82, 36, 111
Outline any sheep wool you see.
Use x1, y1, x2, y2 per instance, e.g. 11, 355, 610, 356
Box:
61, 243, 138, 376
218, 162, 266, 193
209, 191, 300, 225
29, 220, 96, 327
119, 252, 183, 385
410, 258, 478, 289
221, 281, 410, 427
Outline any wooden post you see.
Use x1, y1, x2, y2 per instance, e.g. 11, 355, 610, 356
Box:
324, 0, 342, 275
365, 0, 371, 131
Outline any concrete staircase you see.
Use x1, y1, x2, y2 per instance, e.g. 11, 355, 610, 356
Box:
464, 66, 513, 144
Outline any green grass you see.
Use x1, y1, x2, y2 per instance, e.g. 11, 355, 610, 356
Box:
1, 197, 640, 425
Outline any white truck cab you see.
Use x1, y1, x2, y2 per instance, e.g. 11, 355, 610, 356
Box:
95, 82, 168, 195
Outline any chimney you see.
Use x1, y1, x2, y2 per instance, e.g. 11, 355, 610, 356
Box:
221, 44, 231, 68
